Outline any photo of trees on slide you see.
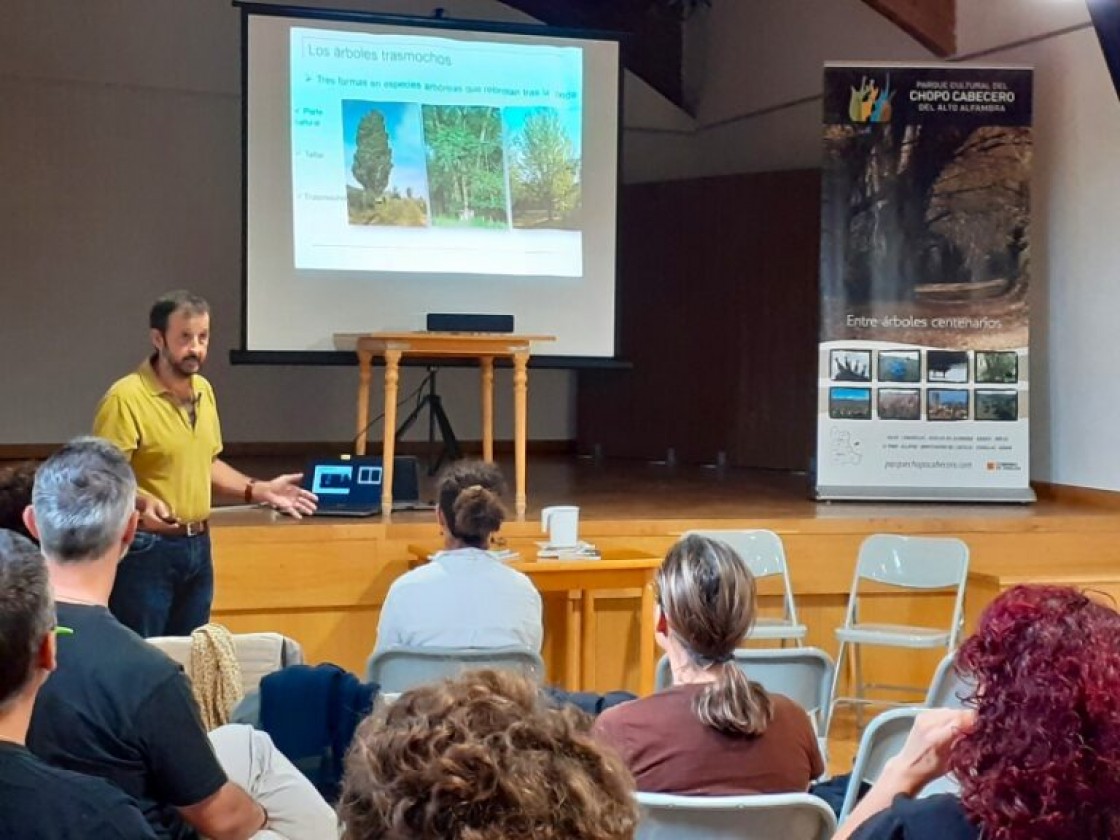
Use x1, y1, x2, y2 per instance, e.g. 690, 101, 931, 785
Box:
343, 101, 430, 226
422, 105, 508, 228
506, 107, 581, 229
342, 100, 582, 231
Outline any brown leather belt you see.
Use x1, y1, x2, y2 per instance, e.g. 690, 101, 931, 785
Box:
144, 520, 209, 538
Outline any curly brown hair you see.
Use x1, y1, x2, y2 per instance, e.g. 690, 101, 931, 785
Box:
339, 669, 638, 839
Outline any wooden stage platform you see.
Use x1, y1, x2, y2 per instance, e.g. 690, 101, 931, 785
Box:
211, 455, 1120, 699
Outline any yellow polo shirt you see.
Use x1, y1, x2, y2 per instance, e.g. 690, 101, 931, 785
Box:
92, 359, 222, 522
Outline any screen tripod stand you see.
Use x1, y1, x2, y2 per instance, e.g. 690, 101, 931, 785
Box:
396, 368, 461, 475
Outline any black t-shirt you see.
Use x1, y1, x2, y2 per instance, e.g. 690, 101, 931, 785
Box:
0, 740, 157, 839
850, 794, 980, 840
26, 604, 227, 840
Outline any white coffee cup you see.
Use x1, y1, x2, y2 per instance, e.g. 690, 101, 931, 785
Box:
541, 505, 580, 548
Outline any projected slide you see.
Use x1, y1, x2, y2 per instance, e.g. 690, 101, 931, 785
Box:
291, 27, 583, 276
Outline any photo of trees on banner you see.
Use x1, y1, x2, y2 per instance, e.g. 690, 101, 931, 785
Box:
816, 65, 1034, 501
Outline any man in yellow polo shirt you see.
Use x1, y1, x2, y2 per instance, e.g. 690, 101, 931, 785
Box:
93, 290, 317, 637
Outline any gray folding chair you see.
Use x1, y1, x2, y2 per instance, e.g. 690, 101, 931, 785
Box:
919, 773, 961, 799
365, 645, 545, 693
147, 631, 304, 695
925, 651, 974, 709
838, 707, 922, 823
835, 705, 963, 822
636, 791, 836, 840
655, 647, 833, 732
685, 529, 807, 644
826, 534, 970, 733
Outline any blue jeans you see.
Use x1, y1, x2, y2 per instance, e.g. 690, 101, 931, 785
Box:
109, 531, 214, 637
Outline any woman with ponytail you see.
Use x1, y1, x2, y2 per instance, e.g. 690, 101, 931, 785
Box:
593, 534, 822, 794
373, 461, 542, 654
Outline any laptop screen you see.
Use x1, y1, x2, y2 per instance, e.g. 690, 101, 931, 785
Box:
304, 459, 382, 509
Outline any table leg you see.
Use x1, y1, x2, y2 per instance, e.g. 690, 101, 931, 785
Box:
480, 356, 494, 462
581, 590, 597, 692
565, 591, 581, 691
513, 350, 529, 520
355, 351, 372, 456
639, 573, 656, 695
381, 349, 402, 519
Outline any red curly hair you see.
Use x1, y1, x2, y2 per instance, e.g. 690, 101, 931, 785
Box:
949, 585, 1120, 840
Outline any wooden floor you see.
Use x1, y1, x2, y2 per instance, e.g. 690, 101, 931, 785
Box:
223, 451, 1118, 524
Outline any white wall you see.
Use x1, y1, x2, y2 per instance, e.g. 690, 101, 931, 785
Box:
956, 0, 1091, 53
986, 23, 1120, 488
0, 0, 693, 445
7, 0, 1118, 490
678, 0, 1120, 489
686, 0, 935, 180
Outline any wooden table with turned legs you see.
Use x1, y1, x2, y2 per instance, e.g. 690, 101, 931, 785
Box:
350, 332, 554, 519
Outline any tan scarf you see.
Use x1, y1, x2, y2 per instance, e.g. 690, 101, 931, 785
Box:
188, 623, 245, 731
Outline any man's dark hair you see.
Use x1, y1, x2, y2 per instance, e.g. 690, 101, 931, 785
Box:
149, 290, 210, 333
0, 461, 38, 541
0, 530, 54, 709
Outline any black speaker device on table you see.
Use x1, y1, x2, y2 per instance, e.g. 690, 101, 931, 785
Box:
426, 313, 515, 333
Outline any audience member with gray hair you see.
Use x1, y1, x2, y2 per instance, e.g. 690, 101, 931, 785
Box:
24, 437, 337, 840
29, 436, 137, 563
0, 528, 157, 838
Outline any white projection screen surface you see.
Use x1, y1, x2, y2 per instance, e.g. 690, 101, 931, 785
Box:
242, 7, 621, 358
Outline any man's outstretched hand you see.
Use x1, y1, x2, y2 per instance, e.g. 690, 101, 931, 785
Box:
256, 474, 318, 519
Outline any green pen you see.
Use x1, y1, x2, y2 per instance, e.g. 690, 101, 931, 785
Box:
54, 626, 74, 636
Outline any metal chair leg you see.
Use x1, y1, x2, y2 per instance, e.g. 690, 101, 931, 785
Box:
853, 643, 865, 730
824, 639, 847, 738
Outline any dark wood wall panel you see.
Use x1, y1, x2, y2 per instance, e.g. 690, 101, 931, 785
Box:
578, 169, 821, 472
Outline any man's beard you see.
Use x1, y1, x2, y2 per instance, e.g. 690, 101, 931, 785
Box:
165, 351, 203, 379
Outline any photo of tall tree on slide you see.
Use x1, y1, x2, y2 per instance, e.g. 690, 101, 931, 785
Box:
505, 107, 582, 229
421, 105, 508, 228
343, 101, 430, 226
821, 118, 1031, 350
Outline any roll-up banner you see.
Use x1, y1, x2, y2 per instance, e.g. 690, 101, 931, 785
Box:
817, 64, 1034, 502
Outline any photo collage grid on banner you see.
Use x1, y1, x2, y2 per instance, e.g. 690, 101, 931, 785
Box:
816, 64, 1035, 502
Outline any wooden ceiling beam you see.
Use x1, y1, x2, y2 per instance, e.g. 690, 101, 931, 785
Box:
498, 0, 687, 110
861, 0, 956, 57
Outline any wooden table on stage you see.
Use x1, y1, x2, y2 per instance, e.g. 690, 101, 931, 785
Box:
352, 332, 554, 520
967, 558, 1120, 631
408, 543, 661, 694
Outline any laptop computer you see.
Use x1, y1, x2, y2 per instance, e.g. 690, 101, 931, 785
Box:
301, 456, 434, 517
302, 457, 382, 517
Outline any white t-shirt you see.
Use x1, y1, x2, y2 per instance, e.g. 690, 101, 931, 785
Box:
375, 547, 543, 653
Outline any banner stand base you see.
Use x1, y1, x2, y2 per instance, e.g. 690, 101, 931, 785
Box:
815, 485, 1037, 503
